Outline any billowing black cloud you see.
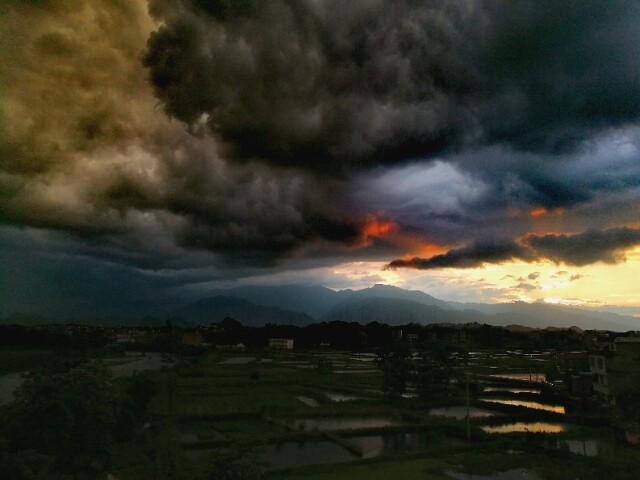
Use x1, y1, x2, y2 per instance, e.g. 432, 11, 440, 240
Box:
0, 1, 364, 268
387, 227, 640, 270
387, 238, 529, 270
524, 228, 640, 266
144, 0, 640, 173
2, 0, 640, 284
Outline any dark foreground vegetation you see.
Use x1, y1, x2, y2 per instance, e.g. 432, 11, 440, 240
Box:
0, 320, 638, 479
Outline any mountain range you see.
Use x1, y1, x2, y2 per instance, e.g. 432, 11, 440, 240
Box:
169, 284, 639, 331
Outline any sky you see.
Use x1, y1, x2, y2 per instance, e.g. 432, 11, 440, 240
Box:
1, 0, 640, 319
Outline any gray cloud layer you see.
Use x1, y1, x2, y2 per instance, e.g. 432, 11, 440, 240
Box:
1, 0, 640, 288
144, 0, 640, 172
0, 0, 362, 269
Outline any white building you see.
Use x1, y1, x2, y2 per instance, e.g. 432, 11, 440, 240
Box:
269, 338, 294, 350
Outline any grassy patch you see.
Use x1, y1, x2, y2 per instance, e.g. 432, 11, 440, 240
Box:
266, 457, 452, 480
0, 347, 56, 374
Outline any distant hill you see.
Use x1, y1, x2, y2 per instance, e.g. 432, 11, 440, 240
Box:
449, 300, 634, 331
4, 283, 637, 331
337, 284, 453, 311
202, 284, 338, 318
170, 296, 314, 326
190, 283, 636, 331
201, 283, 453, 318
322, 296, 477, 325
0, 312, 59, 326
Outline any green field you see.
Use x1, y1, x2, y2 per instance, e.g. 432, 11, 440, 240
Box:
108, 349, 639, 480
0, 347, 56, 374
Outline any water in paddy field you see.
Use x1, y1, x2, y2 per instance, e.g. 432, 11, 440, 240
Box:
428, 406, 502, 419
488, 373, 546, 382
561, 439, 598, 457
219, 357, 256, 365
261, 440, 358, 470
289, 417, 402, 431
481, 422, 567, 434
446, 468, 543, 480
483, 387, 542, 394
296, 396, 320, 407
325, 392, 361, 402
346, 432, 434, 459
479, 398, 565, 414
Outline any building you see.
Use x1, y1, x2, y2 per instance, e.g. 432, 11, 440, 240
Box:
181, 330, 204, 347
589, 336, 640, 405
269, 338, 294, 350
406, 333, 419, 343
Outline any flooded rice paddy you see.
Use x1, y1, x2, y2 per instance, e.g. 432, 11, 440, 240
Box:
346, 432, 433, 459
218, 356, 256, 365
481, 422, 567, 434
325, 392, 361, 402
429, 406, 502, 419
446, 468, 543, 480
261, 440, 358, 470
479, 398, 565, 414
288, 417, 402, 431
483, 387, 542, 394
487, 373, 546, 383
296, 396, 320, 407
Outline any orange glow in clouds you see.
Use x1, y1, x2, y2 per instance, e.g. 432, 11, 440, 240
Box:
359, 216, 399, 246
530, 207, 565, 217
530, 207, 548, 217
358, 215, 448, 258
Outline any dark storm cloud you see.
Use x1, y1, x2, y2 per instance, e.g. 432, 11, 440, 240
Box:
3, 0, 640, 287
387, 238, 529, 270
0, 0, 364, 269
387, 227, 640, 270
144, 0, 640, 173
524, 228, 640, 266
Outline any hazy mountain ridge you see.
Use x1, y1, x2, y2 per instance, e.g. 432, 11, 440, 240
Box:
170, 296, 314, 326
3, 284, 637, 331
175, 284, 637, 331
322, 296, 478, 325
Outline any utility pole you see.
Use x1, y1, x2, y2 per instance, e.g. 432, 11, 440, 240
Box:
466, 372, 471, 441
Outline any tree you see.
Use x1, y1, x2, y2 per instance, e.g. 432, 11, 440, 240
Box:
126, 374, 157, 419
4, 360, 120, 458
416, 345, 463, 402
195, 442, 262, 480
376, 343, 412, 398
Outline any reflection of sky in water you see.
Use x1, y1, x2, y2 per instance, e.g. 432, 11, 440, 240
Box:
296, 396, 319, 407
290, 417, 401, 431
447, 468, 543, 480
483, 387, 541, 394
481, 422, 566, 434
348, 432, 429, 459
563, 439, 598, 457
488, 373, 546, 382
429, 406, 500, 419
325, 392, 360, 402
480, 398, 565, 414
261, 441, 358, 470
219, 357, 255, 364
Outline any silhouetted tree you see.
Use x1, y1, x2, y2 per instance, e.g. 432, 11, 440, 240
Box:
376, 343, 412, 398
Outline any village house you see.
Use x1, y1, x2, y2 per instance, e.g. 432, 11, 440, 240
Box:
269, 338, 294, 350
